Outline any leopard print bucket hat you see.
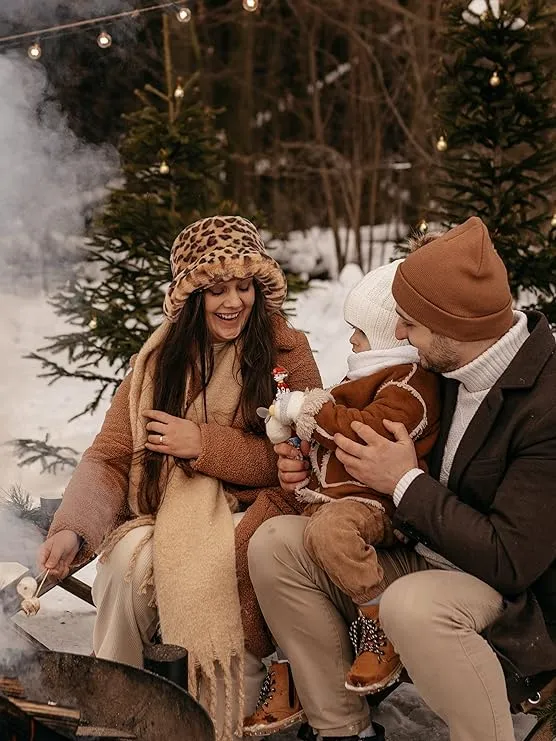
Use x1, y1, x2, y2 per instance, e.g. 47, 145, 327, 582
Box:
163, 215, 287, 322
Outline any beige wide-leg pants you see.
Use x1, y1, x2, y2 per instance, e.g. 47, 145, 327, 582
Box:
92, 516, 265, 740
248, 515, 516, 741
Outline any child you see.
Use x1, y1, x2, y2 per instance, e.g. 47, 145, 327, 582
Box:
267, 258, 440, 696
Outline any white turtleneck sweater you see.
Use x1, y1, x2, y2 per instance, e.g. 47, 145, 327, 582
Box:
392, 311, 531, 569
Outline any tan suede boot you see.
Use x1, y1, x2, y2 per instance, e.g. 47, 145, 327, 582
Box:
243, 660, 306, 736
345, 603, 403, 695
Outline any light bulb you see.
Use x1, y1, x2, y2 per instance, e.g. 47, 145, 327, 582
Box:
489, 70, 501, 87
174, 84, 185, 99
176, 7, 192, 22
88, 316, 98, 330
97, 31, 112, 49
436, 135, 448, 152
243, 0, 259, 12
160, 161, 170, 175
27, 42, 42, 60
417, 220, 428, 233
551, 213, 556, 228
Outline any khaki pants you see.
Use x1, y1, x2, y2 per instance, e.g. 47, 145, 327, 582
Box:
92, 515, 265, 740
248, 515, 515, 741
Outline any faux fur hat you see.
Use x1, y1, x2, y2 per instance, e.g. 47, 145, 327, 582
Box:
163, 215, 287, 322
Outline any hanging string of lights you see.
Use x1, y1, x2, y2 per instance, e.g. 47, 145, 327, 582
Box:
0, 1, 261, 60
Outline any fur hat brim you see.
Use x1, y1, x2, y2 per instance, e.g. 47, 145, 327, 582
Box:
163, 251, 287, 322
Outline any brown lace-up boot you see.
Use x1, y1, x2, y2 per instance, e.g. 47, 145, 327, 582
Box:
345, 603, 403, 695
243, 660, 306, 736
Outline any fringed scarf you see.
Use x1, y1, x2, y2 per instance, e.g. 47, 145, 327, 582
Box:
101, 321, 245, 741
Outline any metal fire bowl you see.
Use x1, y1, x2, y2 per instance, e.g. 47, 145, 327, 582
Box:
2, 650, 215, 741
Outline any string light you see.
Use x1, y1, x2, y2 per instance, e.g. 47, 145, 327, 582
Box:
551, 213, 556, 228
436, 135, 448, 152
88, 316, 98, 330
489, 70, 501, 87
160, 161, 170, 175
176, 7, 192, 22
97, 31, 112, 48
417, 220, 428, 233
174, 79, 185, 99
0, 2, 194, 56
27, 42, 42, 60
242, 0, 259, 12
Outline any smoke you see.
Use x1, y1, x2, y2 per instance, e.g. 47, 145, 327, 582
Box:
0, 507, 44, 571
0, 52, 118, 290
0, 0, 133, 26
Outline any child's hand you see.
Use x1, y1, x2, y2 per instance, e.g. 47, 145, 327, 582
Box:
272, 390, 306, 425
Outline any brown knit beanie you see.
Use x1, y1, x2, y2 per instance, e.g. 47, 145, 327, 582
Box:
392, 216, 513, 341
163, 215, 287, 322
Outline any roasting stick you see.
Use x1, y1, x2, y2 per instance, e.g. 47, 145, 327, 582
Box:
17, 569, 51, 616
34, 569, 50, 598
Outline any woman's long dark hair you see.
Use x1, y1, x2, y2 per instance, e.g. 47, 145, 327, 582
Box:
137, 281, 278, 514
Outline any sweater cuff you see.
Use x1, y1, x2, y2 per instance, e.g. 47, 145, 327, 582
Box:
393, 468, 424, 507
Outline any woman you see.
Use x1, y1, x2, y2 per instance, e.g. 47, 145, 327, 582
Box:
38, 215, 321, 741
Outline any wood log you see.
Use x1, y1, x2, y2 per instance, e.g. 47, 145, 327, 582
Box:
9, 697, 80, 735
75, 726, 137, 738
0, 676, 26, 698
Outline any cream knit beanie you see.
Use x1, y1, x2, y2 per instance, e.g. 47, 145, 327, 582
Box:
344, 259, 405, 350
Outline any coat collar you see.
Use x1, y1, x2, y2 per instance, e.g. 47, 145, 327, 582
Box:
272, 313, 301, 351
442, 312, 555, 490
494, 311, 555, 390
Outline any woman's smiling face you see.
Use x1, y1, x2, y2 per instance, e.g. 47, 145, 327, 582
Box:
203, 277, 256, 342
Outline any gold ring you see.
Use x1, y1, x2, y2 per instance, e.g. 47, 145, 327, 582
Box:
159, 435, 164, 444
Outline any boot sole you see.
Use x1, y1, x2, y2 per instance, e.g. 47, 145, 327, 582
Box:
243, 709, 307, 737
344, 664, 403, 696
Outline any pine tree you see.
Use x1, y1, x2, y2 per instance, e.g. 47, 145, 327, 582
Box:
28, 19, 228, 418
430, 0, 556, 321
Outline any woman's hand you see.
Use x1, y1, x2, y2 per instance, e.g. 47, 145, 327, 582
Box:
274, 440, 310, 494
38, 530, 81, 580
144, 410, 202, 459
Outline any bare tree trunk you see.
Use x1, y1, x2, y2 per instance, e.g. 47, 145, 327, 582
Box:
306, 18, 343, 271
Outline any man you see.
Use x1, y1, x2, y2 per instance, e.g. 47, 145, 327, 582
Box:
248, 216, 556, 741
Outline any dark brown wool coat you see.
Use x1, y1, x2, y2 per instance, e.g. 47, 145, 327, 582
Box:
49, 314, 322, 660
394, 312, 556, 699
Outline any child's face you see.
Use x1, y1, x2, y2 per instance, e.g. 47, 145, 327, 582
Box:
349, 328, 371, 353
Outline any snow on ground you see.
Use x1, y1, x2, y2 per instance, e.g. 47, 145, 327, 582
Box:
0, 260, 536, 740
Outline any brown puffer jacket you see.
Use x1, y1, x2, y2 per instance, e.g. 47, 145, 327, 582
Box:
49, 313, 322, 660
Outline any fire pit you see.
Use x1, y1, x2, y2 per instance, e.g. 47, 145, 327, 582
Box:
0, 650, 215, 740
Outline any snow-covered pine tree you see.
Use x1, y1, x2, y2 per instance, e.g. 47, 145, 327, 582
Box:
430, 0, 556, 320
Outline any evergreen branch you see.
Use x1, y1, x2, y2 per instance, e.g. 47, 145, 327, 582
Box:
9, 435, 79, 475
0, 485, 43, 527
26, 353, 120, 387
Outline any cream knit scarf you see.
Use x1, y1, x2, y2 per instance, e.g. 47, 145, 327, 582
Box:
103, 322, 245, 741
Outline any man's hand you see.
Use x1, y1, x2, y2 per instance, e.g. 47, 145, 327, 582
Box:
274, 440, 310, 494
334, 419, 418, 495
